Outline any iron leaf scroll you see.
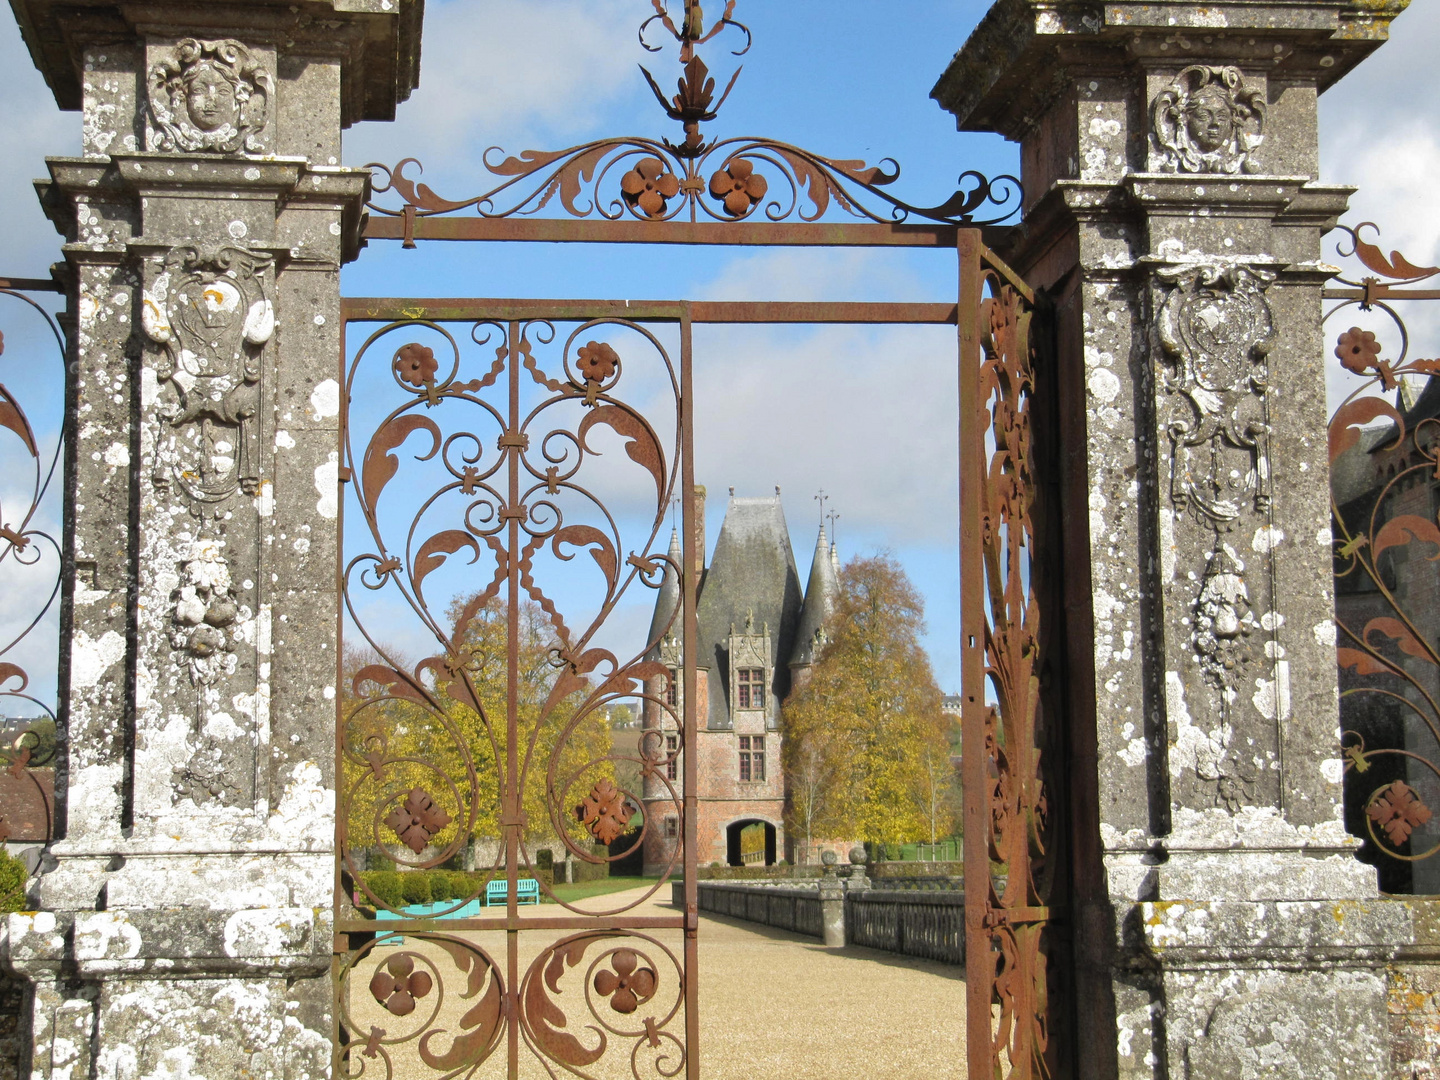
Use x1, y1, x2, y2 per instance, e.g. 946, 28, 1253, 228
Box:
965, 249, 1063, 1080
1327, 222, 1440, 886
363, 1, 1019, 235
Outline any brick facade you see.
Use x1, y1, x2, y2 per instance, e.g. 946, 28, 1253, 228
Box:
641, 492, 832, 874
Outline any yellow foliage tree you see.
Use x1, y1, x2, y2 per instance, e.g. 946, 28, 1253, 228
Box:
340, 594, 614, 871
782, 554, 951, 844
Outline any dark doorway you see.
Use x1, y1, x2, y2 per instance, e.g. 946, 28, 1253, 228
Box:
725, 819, 777, 867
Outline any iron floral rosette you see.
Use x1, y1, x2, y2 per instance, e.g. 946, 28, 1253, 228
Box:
1327, 222, 1440, 874
519, 931, 687, 1078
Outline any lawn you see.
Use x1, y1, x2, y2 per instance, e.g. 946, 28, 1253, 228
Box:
545, 876, 654, 904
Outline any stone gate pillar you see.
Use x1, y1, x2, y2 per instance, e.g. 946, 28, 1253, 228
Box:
2, 2, 418, 1074
935, 2, 1423, 1077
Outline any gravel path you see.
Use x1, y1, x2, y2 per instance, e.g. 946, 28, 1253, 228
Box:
692, 895, 968, 1080
345, 884, 967, 1079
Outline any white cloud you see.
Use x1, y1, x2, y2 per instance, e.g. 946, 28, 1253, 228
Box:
344, 0, 644, 178
1318, 1, 1440, 412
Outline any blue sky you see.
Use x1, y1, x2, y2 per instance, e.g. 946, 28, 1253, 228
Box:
2, 0, 1439, 712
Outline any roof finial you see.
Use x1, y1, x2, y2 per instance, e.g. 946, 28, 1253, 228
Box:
729, 485, 735, 496
775, 485, 781, 497
814, 488, 829, 527
827, 508, 839, 546
670, 493, 681, 531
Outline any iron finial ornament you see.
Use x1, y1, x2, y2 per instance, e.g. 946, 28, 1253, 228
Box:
638, 0, 751, 157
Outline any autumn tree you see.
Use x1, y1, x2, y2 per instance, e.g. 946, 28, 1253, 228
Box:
782, 554, 950, 844
341, 594, 613, 868
786, 736, 839, 865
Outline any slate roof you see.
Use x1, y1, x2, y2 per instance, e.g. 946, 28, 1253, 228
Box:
692, 494, 803, 729
644, 529, 683, 660
790, 524, 838, 667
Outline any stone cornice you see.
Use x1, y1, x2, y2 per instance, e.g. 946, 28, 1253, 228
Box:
8, 0, 422, 123
931, 0, 1411, 139
38, 154, 371, 262
997, 175, 1354, 278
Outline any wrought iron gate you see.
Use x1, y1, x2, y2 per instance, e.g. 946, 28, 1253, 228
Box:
330, 3, 1059, 1078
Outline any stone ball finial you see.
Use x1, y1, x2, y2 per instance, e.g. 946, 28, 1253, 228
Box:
821, 849, 838, 866
848, 844, 867, 865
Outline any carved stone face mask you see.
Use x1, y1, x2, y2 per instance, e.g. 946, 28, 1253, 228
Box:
1184, 86, 1236, 152
186, 64, 237, 132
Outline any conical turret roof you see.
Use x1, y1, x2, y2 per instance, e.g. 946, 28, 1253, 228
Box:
694, 493, 803, 728
645, 529, 683, 659
790, 524, 838, 667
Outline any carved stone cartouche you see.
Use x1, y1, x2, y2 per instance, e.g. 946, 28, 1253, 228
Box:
142, 244, 275, 507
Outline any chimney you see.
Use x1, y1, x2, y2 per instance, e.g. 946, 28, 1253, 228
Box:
692, 484, 707, 576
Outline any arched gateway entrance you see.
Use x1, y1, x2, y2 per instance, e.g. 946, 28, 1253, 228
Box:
725, 819, 777, 867
331, 3, 1055, 1078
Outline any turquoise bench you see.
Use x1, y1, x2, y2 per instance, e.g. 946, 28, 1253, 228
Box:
373, 898, 483, 947
373, 882, 541, 946
486, 878, 540, 907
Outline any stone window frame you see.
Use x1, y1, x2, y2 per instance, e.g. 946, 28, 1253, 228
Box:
665, 732, 679, 781
736, 667, 766, 710
665, 666, 679, 708
738, 735, 766, 782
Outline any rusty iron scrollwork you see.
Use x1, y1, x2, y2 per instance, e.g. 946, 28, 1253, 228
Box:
1327, 223, 1440, 886
336, 934, 507, 1076
364, 1, 1019, 236
963, 244, 1061, 1080
0, 285, 64, 845
336, 309, 690, 1077
518, 931, 686, 1079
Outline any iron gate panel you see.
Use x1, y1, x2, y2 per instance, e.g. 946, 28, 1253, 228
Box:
332, 3, 1059, 1076
0, 282, 65, 847
959, 237, 1066, 1080
334, 302, 698, 1078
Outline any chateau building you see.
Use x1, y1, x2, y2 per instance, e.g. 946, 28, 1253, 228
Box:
640, 488, 838, 873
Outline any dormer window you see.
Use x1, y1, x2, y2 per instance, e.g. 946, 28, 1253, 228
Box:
736, 668, 766, 709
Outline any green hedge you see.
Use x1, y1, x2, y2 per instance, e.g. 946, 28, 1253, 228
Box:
358, 868, 555, 908
572, 845, 611, 884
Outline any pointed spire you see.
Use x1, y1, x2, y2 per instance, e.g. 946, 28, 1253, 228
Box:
830, 540, 839, 575
790, 523, 838, 668
646, 528, 683, 659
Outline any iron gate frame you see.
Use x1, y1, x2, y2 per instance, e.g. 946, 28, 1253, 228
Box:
330, 3, 1064, 1078
334, 249, 1056, 1080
